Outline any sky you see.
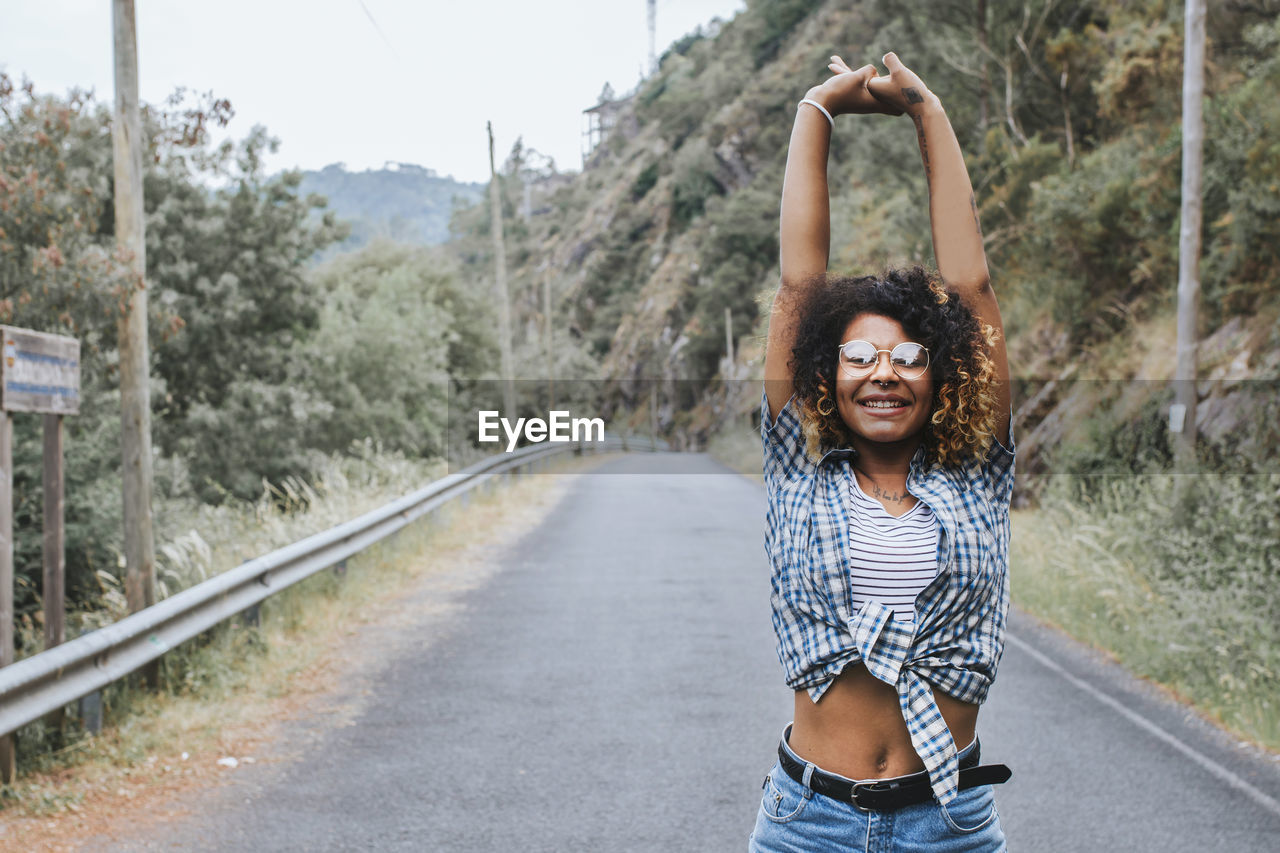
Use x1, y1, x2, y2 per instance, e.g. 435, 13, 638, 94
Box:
1, 0, 745, 184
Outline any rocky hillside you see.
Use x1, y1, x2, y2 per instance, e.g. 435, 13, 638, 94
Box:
447, 0, 1280, 487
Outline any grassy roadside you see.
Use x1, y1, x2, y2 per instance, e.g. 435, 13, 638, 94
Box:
1010, 473, 1280, 752
707, 416, 762, 482
0, 451, 607, 850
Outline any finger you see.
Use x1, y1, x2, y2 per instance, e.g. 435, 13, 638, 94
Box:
882, 51, 903, 72
866, 75, 895, 98
868, 87, 905, 115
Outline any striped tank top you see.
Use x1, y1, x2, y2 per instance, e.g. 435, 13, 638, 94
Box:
847, 474, 939, 626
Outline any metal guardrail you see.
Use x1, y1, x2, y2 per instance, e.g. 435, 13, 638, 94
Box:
0, 434, 659, 738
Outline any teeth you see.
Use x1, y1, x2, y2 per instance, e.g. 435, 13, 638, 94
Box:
861, 400, 905, 408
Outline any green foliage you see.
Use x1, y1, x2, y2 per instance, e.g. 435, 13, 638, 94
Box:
669, 139, 725, 228
1197, 17, 1280, 320
148, 128, 346, 417
999, 132, 1179, 340
1091, 5, 1183, 127
142, 126, 349, 502
0, 78, 357, 613
637, 27, 753, 151
681, 182, 779, 378
301, 241, 488, 458
744, 0, 817, 66
0, 79, 130, 343
630, 161, 660, 201
575, 210, 651, 359
1040, 388, 1175, 486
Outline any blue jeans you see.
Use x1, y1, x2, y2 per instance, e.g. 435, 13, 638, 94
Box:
749, 727, 1007, 852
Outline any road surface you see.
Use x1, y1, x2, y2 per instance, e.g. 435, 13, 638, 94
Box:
101, 452, 1280, 851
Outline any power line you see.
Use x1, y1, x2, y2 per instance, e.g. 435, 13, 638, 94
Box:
355, 0, 401, 60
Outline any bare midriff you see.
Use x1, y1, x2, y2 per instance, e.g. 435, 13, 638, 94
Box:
788, 662, 979, 780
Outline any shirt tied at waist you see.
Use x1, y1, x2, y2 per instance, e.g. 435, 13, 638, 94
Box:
849, 599, 961, 804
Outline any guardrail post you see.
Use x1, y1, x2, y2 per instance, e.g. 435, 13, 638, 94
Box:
239, 558, 261, 628
80, 688, 103, 736
77, 629, 102, 736
333, 559, 348, 579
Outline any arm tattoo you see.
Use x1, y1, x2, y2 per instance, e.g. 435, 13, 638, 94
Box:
912, 114, 931, 193
902, 87, 924, 104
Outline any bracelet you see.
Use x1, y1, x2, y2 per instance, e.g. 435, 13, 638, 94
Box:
798, 98, 835, 129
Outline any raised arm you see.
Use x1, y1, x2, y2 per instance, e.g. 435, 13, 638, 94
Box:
765, 59, 901, 421
868, 52, 1012, 444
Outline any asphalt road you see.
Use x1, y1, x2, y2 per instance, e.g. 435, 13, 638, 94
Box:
105, 452, 1280, 852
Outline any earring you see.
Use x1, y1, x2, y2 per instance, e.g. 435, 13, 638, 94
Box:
817, 390, 835, 417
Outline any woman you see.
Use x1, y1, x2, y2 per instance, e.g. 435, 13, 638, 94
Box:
752, 53, 1015, 851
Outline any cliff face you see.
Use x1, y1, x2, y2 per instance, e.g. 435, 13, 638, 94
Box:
449, 0, 1280, 478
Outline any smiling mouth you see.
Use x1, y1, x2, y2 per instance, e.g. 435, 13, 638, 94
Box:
859, 400, 908, 409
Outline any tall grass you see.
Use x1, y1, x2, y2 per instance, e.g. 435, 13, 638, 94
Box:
707, 414, 762, 481
8, 442, 444, 774
1011, 470, 1280, 749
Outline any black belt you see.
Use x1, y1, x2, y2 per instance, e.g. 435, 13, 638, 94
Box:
777, 737, 1012, 812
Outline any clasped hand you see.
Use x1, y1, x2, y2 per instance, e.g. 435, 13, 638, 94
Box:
809, 52, 939, 119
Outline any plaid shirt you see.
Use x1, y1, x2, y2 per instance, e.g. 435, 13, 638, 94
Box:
761, 390, 1015, 804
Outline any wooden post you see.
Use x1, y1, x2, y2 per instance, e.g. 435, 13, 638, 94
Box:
113, 1, 158, 652
1173, 0, 1205, 484
42, 415, 67, 737
650, 382, 658, 451
487, 122, 517, 421
0, 412, 13, 783
42, 414, 65, 651
0, 328, 79, 768
724, 307, 734, 368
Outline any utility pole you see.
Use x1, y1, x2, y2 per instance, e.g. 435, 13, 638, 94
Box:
976, 0, 990, 133
112, 0, 157, 638
544, 274, 554, 412
647, 0, 658, 75
487, 122, 516, 420
1172, 0, 1205, 477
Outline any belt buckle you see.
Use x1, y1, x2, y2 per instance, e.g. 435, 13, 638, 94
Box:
849, 781, 888, 813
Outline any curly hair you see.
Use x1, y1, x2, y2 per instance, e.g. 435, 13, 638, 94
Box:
788, 266, 1002, 468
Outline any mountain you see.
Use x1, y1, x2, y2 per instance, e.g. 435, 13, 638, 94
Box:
299, 162, 484, 254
